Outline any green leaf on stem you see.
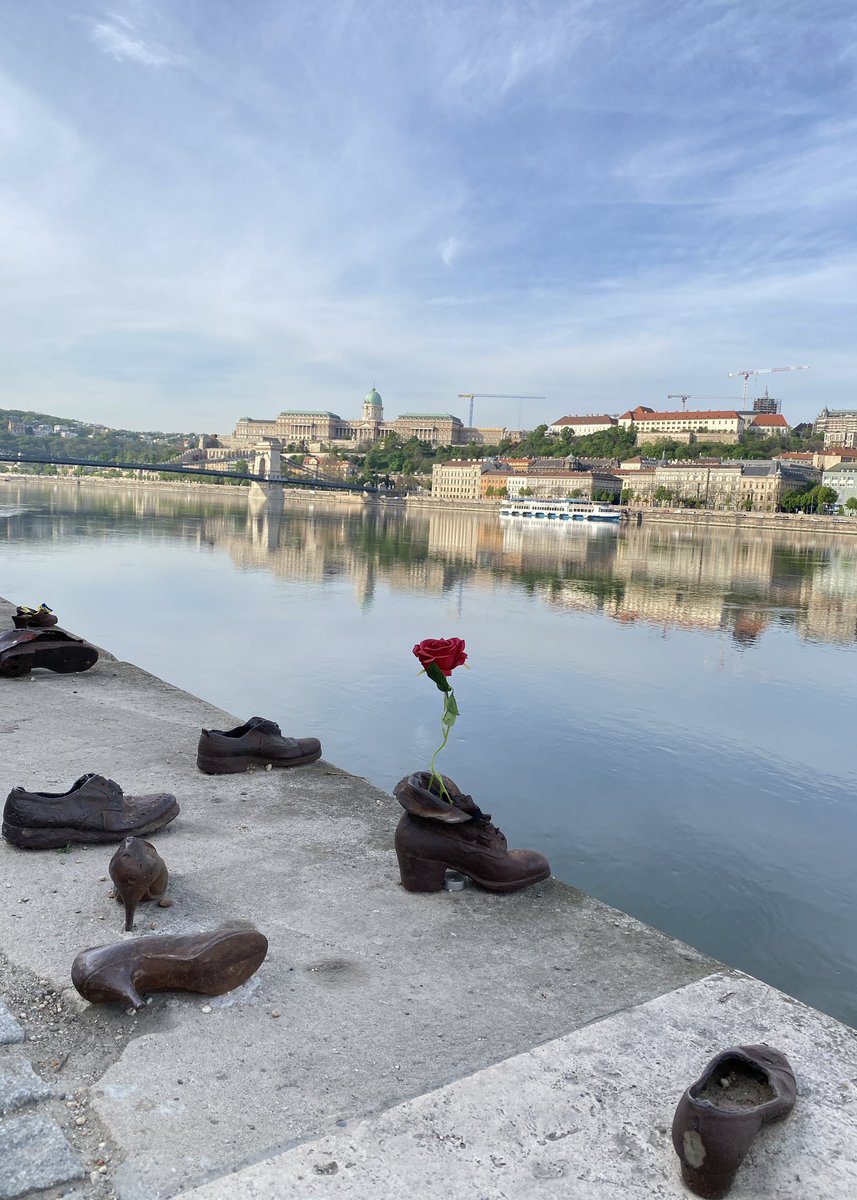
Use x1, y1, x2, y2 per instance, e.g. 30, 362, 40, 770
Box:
425, 661, 451, 692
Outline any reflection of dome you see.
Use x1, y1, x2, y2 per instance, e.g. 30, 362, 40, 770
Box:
364, 388, 382, 408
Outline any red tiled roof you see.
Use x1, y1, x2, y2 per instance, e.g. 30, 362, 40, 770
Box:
750, 414, 789, 427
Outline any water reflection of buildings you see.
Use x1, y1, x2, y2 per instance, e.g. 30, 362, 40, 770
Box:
230, 503, 857, 648
6, 482, 857, 648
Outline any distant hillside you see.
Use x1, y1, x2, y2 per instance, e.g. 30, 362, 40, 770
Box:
0, 408, 188, 470
2, 407, 89, 429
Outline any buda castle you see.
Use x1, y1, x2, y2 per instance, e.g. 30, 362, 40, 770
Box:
230, 388, 467, 450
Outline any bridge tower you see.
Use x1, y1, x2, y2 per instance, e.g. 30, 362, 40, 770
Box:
249, 438, 284, 505
251, 438, 283, 479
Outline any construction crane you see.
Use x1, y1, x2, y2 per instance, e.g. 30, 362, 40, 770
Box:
667, 394, 741, 411
458, 392, 545, 429
727, 365, 808, 404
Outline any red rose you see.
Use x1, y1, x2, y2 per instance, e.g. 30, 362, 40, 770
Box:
413, 637, 467, 677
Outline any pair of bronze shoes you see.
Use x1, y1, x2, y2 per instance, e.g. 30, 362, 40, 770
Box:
75, 836, 267, 1010
79, 836, 267, 1011
77, 839, 266, 1010
12, 603, 58, 628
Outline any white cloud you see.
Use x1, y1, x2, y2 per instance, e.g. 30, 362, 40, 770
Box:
439, 236, 463, 267
0, 1, 852, 430
90, 18, 182, 67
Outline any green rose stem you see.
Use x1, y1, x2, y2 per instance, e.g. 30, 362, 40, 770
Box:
423, 661, 460, 803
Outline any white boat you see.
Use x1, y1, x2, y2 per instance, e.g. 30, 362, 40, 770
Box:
499, 498, 622, 523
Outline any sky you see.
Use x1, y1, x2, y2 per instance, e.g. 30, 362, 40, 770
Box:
1, 0, 855, 433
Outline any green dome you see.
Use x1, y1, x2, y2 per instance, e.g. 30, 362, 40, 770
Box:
364, 388, 382, 407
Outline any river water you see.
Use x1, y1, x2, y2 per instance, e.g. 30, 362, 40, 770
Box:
3, 479, 857, 1027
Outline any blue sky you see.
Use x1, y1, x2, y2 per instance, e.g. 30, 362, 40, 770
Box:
1, 1, 854, 432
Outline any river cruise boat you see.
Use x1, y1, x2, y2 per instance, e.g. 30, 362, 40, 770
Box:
499, 498, 622, 523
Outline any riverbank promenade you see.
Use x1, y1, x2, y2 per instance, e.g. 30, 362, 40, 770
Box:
1, 595, 856, 1199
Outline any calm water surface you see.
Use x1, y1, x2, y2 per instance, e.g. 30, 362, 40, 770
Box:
3, 479, 857, 1027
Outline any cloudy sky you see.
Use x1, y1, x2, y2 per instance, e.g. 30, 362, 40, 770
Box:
1, 1, 854, 432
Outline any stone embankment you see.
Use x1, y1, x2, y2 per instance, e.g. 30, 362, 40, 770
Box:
627, 507, 857, 536
1, 595, 856, 1199
6, 471, 857, 535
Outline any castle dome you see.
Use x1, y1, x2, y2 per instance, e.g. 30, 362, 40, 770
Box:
364, 387, 382, 408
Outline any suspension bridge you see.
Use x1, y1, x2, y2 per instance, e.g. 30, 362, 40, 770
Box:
0, 441, 375, 494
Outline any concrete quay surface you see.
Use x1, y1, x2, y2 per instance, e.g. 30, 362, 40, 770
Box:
1, 597, 856, 1199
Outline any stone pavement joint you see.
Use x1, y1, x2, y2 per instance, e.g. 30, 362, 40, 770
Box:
0, 1054, 53, 1115
178, 972, 857, 1200
0, 1112, 85, 1200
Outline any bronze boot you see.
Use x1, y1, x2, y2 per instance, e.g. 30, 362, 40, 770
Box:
672, 1044, 797, 1198
393, 772, 551, 893
109, 836, 169, 931
71, 928, 268, 1010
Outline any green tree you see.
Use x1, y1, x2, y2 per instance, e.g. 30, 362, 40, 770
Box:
815, 485, 838, 512
845, 497, 857, 513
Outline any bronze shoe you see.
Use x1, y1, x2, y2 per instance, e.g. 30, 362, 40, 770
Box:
2, 773, 179, 850
672, 1044, 797, 1198
393, 772, 551, 893
196, 716, 321, 774
71, 928, 268, 1010
0, 628, 98, 677
109, 837, 169, 931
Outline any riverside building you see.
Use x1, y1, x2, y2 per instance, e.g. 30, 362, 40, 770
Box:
616, 460, 809, 511
618, 408, 745, 445
431, 458, 621, 502
815, 409, 857, 448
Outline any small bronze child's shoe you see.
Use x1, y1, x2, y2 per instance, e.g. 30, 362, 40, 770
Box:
71, 927, 268, 1010
109, 837, 169, 930
13, 604, 59, 629
672, 1044, 796, 1198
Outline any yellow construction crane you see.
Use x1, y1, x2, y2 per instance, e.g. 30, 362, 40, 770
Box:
728, 365, 808, 404
458, 392, 546, 429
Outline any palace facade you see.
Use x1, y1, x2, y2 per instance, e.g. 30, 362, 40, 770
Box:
231, 389, 465, 449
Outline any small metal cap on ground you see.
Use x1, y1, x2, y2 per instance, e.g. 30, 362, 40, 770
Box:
443, 870, 467, 892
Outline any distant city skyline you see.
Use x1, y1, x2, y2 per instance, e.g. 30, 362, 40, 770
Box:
1, 2, 854, 431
